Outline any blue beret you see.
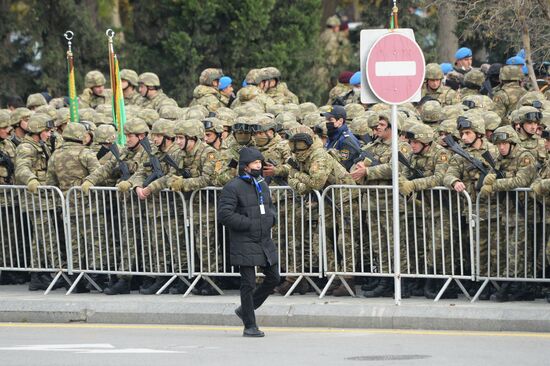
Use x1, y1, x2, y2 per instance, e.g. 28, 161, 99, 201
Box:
218, 76, 232, 90
440, 63, 453, 75
455, 47, 472, 60
522, 65, 528, 75
350, 71, 361, 86
506, 56, 525, 65
242, 79, 247, 87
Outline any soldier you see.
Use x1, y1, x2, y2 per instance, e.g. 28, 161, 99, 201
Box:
421, 63, 458, 106
263, 67, 299, 105
79, 70, 112, 109
399, 124, 454, 298
322, 105, 362, 171
215, 118, 255, 186
138, 72, 177, 112
9, 107, 32, 147
26, 93, 47, 111
14, 113, 57, 291
94, 124, 118, 166
153, 119, 220, 295
120, 69, 145, 106
117, 119, 180, 295
287, 125, 358, 296
189, 68, 224, 112
479, 126, 537, 302
515, 106, 547, 167
218, 76, 235, 108
203, 117, 226, 151
453, 47, 473, 77
420, 100, 443, 127
350, 112, 413, 297
0, 110, 16, 184
231, 69, 275, 112
327, 71, 353, 106
483, 111, 502, 141
460, 70, 485, 98
319, 15, 342, 86
81, 118, 151, 295
492, 65, 526, 123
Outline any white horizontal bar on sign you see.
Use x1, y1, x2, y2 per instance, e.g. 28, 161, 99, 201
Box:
375, 61, 416, 77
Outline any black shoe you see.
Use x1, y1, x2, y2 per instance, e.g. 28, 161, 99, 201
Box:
28, 273, 48, 291
296, 280, 310, 295
139, 277, 167, 295
199, 281, 220, 296
361, 278, 380, 292
490, 283, 510, 302
139, 277, 155, 292
235, 306, 243, 321
104, 279, 130, 295
243, 327, 265, 337
363, 278, 392, 298
8, 272, 28, 285
169, 280, 189, 295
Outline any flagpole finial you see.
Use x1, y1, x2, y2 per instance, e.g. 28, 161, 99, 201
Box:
106, 29, 115, 40
64, 30, 74, 52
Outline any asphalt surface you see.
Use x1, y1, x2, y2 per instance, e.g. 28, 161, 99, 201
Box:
0, 323, 549, 366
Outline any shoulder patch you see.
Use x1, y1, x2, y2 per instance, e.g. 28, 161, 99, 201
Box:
400, 146, 409, 154
438, 153, 449, 163
207, 152, 216, 161
214, 160, 223, 173
339, 149, 350, 160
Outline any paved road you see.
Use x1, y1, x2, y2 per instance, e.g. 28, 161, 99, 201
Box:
0, 323, 549, 366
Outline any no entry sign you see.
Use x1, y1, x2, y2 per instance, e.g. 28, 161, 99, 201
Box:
365, 32, 425, 105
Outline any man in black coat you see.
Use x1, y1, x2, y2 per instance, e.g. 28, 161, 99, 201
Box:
218, 147, 280, 337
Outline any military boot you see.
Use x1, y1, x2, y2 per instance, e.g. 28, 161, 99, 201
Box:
104, 279, 130, 295
360, 277, 380, 292
169, 280, 189, 295
363, 277, 393, 298
490, 282, 510, 302
28, 273, 48, 291
332, 278, 355, 297
198, 280, 220, 296
274, 280, 293, 295
508, 282, 535, 301
295, 279, 310, 295
139, 277, 167, 295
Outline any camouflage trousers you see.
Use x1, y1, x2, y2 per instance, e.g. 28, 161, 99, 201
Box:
27, 207, 64, 269
190, 200, 219, 274
0, 203, 30, 269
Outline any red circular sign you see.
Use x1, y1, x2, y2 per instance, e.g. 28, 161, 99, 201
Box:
366, 32, 425, 105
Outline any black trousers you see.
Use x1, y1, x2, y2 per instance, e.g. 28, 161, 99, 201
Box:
239, 263, 280, 328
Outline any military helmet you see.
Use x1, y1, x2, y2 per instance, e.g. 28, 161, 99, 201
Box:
251, 115, 277, 132
518, 91, 545, 108
55, 108, 70, 127
266, 104, 285, 116
186, 105, 209, 120
462, 94, 494, 111
442, 104, 467, 120
94, 115, 114, 126
138, 72, 161, 87
345, 103, 365, 121
216, 108, 237, 127
123, 117, 150, 135
456, 113, 485, 135
262, 67, 281, 80
409, 123, 434, 144
542, 126, 550, 140
463, 69, 485, 87
151, 119, 175, 138
284, 103, 300, 117
438, 119, 460, 139
202, 117, 224, 134
62, 122, 87, 142
369, 103, 390, 112
199, 68, 223, 86
120, 69, 139, 87
326, 15, 341, 27
140, 108, 160, 127
302, 112, 324, 128
27, 113, 55, 134
378, 110, 402, 130
518, 106, 542, 123
288, 125, 315, 151
174, 119, 204, 138
499, 65, 523, 82
35, 105, 57, 119
483, 111, 502, 131
313, 121, 328, 138
232, 116, 254, 132
26, 93, 47, 109
420, 100, 443, 123
79, 108, 97, 123
298, 102, 317, 119
0, 110, 11, 129
492, 125, 520, 144
95, 103, 113, 117
10, 107, 32, 126
509, 109, 521, 124
85, 70, 106, 88
233, 103, 263, 117
159, 105, 184, 120
348, 116, 371, 137
425, 63, 444, 80
95, 124, 117, 145
244, 69, 264, 85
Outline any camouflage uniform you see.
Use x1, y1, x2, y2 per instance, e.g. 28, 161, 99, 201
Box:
79, 70, 112, 109
120, 69, 146, 106
189, 68, 225, 112
422, 63, 458, 106
0, 111, 17, 269
327, 83, 352, 106
138, 72, 177, 112
492, 66, 526, 123
516, 106, 547, 167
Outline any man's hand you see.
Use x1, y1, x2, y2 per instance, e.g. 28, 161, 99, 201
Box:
116, 180, 132, 193
262, 163, 275, 177
81, 180, 94, 195
136, 187, 151, 200
27, 179, 40, 194
170, 176, 185, 192
399, 179, 416, 196
483, 173, 497, 186
480, 184, 493, 196
351, 162, 367, 181
453, 181, 466, 193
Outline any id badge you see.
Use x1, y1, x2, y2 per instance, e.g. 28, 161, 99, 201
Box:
259, 204, 266, 215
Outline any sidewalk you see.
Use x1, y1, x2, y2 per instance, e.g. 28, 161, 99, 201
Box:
0, 285, 549, 332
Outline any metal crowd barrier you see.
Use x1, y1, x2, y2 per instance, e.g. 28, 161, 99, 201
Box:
188, 186, 324, 297
473, 189, 550, 301
320, 185, 475, 301
65, 187, 190, 295
0, 185, 68, 294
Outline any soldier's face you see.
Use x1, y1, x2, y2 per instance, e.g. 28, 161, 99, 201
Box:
204, 131, 218, 144
0, 126, 11, 139
427, 79, 441, 90
39, 129, 51, 142
544, 138, 550, 151
125, 133, 140, 148
19, 119, 29, 131
456, 57, 472, 70
460, 130, 476, 145
522, 121, 538, 135
410, 140, 425, 154
121, 80, 129, 89
376, 120, 391, 140
92, 85, 104, 96
221, 85, 234, 96
138, 84, 148, 97
496, 142, 512, 156
222, 128, 230, 140
152, 134, 164, 147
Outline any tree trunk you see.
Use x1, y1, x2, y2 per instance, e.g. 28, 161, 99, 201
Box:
517, 2, 539, 91
112, 0, 125, 43
436, 2, 458, 63
321, 0, 338, 27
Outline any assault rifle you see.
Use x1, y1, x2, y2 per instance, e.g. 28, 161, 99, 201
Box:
398, 152, 424, 180
140, 138, 164, 186
109, 144, 131, 180
443, 135, 489, 190
0, 150, 15, 183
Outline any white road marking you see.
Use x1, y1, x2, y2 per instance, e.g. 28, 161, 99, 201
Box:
375, 61, 416, 77
0, 343, 185, 354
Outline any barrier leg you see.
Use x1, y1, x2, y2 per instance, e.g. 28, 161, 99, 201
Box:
65, 272, 85, 295
471, 278, 489, 303
44, 271, 63, 295
305, 276, 322, 295
319, 274, 336, 299
434, 277, 452, 302
203, 275, 224, 295
156, 275, 177, 295
454, 279, 472, 300
177, 275, 191, 287
283, 275, 304, 297
183, 275, 202, 298
338, 275, 356, 297
83, 273, 103, 292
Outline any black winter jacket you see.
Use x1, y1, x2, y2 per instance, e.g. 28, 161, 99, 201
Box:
218, 176, 278, 267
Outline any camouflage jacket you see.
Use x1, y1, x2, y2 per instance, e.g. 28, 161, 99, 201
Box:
256, 134, 292, 185
266, 82, 299, 105
189, 85, 223, 112
124, 90, 146, 106
421, 84, 457, 106
492, 82, 526, 121
231, 85, 275, 112
492, 146, 536, 191
148, 141, 220, 193
79, 88, 112, 109
518, 132, 547, 168
327, 83, 351, 105
128, 142, 179, 188
46, 141, 100, 194
0, 138, 16, 185
85, 144, 148, 186
15, 136, 51, 185
361, 138, 413, 185
408, 143, 451, 190
141, 91, 177, 112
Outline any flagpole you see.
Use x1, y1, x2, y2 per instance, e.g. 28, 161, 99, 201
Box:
64, 30, 79, 122
106, 29, 126, 146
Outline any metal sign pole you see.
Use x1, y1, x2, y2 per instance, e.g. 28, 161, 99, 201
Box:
391, 104, 401, 305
